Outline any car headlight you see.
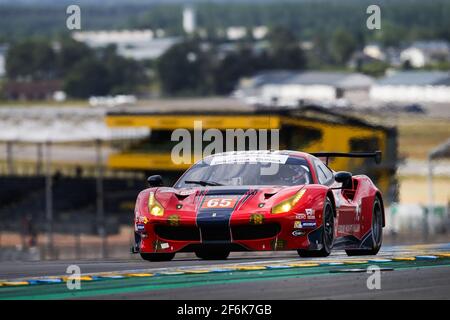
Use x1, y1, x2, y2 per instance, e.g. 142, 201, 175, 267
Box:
148, 192, 164, 216
271, 189, 306, 214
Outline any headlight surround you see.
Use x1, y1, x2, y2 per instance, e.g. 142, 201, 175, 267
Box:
148, 192, 164, 216
271, 189, 306, 214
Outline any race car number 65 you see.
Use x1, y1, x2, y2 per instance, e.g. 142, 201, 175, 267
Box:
202, 196, 238, 209
208, 198, 231, 207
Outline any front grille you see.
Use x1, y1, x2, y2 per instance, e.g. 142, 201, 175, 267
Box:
154, 225, 201, 241
200, 225, 231, 242
154, 224, 280, 242
232, 223, 280, 240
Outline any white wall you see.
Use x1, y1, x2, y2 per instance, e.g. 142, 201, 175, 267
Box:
370, 85, 450, 103
261, 84, 336, 106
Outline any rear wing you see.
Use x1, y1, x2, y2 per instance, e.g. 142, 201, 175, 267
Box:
311, 151, 382, 165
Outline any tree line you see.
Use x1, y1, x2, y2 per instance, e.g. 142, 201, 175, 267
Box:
1, 0, 449, 46
4, 27, 309, 98
5, 38, 148, 98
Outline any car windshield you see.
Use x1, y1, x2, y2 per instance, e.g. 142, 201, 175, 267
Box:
174, 154, 312, 188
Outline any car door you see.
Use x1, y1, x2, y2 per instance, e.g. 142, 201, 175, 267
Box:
314, 159, 357, 238
333, 186, 358, 238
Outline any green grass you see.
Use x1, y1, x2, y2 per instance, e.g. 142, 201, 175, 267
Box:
0, 100, 89, 107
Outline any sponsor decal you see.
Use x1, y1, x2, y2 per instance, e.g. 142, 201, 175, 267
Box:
294, 220, 316, 228
250, 213, 264, 225
160, 242, 170, 249
295, 213, 306, 220
301, 221, 317, 228
294, 221, 302, 229
210, 153, 289, 166
168, 214, 180, 226
136, 224, 145, 231
292, 230, 305, 237
305, 208, 315, 219
338, 224, 361, 233
137, 216, 149, 224
201, 195, 239, 209
178, 189, 197, 196
153, 239, 170, 251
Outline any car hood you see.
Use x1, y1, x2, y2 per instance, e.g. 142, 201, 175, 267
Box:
152, 185, 305, 213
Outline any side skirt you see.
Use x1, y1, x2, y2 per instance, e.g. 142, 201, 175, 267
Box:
333, 231, 373, 250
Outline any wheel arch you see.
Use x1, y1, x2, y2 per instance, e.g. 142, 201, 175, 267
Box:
326, 190, 337, 218
375, 191, 385, 227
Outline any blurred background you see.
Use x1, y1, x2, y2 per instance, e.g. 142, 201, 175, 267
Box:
0, 0, 449, 261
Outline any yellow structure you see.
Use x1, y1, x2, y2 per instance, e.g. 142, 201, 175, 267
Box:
105, 104, 397, 202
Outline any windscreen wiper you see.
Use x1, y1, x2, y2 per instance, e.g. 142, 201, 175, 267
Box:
184, 180, 224, 186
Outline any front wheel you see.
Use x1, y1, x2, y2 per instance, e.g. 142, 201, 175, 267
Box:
298, 197, 334, 258
345, 197, 383, 256
140, 252, 175, 262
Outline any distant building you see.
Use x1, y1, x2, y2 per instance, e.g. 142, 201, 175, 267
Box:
252, 26, 268, 40
370, 71, 450, 103
220, 26, 267, 41
363, 43, 386, 61
400, 41, 450, 68
72, 30, 180, 61
235, 71, 374, 107
183, 6, 196, 34
384, 47, 402, 67
226, 27, 248, 41
362, 43, 403, 67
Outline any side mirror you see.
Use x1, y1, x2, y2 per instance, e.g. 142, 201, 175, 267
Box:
147, 175, 163, 187
334, 171, 352, 189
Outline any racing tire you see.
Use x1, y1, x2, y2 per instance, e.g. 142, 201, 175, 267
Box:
345, 197, 383, 256
195, 249, 230, 260
298, 197, 334, 258
140, 252, 175, 262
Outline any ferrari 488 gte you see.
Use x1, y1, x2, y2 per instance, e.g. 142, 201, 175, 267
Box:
132, 150, 385, 261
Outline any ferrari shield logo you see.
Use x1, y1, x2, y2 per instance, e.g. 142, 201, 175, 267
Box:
168, 215, 180, 226
137, 216, 148, 224
249, 214, 264, 225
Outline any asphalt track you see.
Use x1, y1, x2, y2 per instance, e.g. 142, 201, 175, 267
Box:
0, 243, 450, 299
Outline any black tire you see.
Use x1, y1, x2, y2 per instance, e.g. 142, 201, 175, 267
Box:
140, 252, 175, 262
345, 197, 383, 256
298, 197, 334, 258
195, 249, 230, 260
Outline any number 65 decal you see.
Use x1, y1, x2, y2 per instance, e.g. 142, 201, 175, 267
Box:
201, 196, 239, 209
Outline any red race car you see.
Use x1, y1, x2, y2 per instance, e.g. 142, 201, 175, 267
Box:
132, 150, 385, 261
